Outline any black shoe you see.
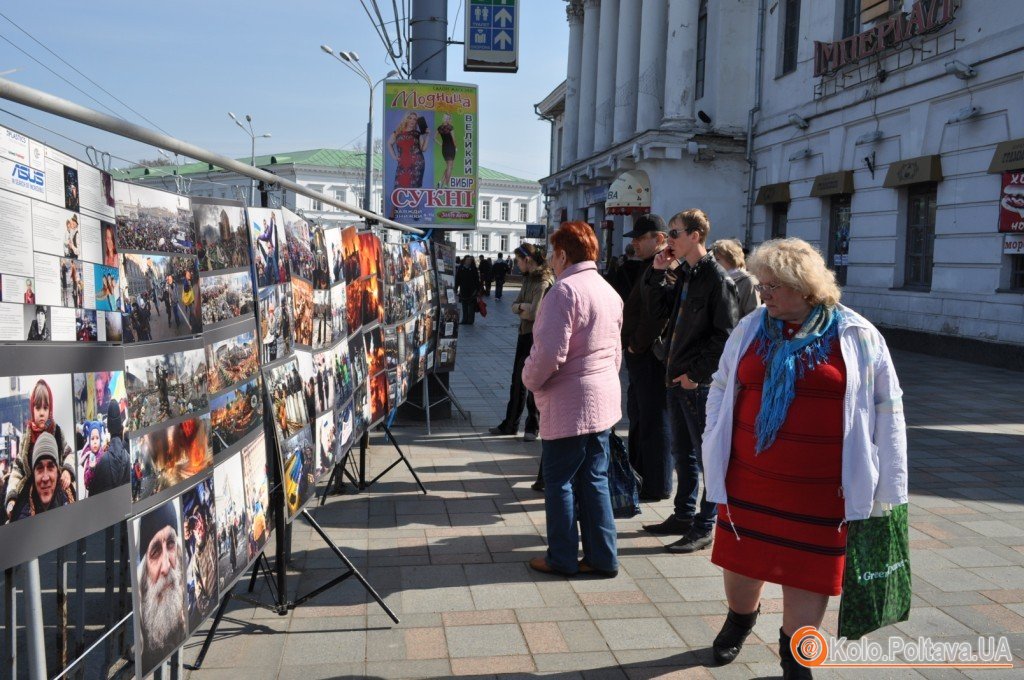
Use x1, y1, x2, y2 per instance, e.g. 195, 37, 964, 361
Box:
529, 481, 545, 492
489, 424, 517, 435
642, 516, 693, 535
638, 493, 671, 502
666, 529, 713, 553
577, 560, 618, 578
712, 606, 760, 665
780, 628, 814, 679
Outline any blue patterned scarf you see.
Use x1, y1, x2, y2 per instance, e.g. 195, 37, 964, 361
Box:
753, 305, 839, 453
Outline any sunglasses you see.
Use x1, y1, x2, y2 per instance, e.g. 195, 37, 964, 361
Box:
667, 227, 696, 239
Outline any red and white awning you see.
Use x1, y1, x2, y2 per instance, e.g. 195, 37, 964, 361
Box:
605, 170, 651, 215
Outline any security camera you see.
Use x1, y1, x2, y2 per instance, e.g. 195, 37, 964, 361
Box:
948, 106, 980, 124
788, 113, 810, 130
944, 60, 976, 80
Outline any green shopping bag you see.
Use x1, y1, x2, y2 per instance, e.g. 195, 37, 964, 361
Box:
838, 504, 912, 640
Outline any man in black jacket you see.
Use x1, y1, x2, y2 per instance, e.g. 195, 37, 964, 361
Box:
89, 401, 130, 496
618, 214, 674, 500
642, 209, 739, 553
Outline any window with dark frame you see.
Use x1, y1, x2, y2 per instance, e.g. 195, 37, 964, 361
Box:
842, 0, 861, 38
771, 203, 789, 238
500, 235, 509, 252
518, 203, 528, 222
481, 200, 491, 220
461, 233, 471, 250
695, 0, 708, 100
904, 183, 937, 290
782, 0, 801, 75
500, 201, 510, 221
828, 194, 852, 286
1009, 255, 1024, 291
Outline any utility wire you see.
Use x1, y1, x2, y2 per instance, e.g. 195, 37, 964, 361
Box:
0, 11, 171, 135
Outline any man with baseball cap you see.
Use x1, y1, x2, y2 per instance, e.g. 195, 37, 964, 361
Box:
136, 501, 186, 672
616, 214, 675, 501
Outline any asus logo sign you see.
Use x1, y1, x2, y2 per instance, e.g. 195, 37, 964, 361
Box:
11, 163, 44, 193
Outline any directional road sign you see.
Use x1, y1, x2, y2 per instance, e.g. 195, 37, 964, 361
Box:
464, 0, 518, 74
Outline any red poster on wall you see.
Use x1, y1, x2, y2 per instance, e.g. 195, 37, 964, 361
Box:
999, 171, 1024, 233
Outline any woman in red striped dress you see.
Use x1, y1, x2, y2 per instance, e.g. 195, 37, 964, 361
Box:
700, 238, 908, 679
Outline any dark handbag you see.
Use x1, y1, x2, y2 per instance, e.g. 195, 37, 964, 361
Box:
837, 504, 912, 639
476, 295, 488, 317
607, 430, 642, 519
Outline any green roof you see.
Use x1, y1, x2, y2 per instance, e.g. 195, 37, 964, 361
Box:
113, 148, 535, 184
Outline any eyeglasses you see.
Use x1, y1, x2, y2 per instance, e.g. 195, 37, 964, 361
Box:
667, 227, 696, 239
753, 282, 784, 295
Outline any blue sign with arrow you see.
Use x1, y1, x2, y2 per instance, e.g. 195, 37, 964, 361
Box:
464, 0, 518, 73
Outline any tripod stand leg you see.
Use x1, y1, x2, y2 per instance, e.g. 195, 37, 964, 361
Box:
300, 510, 399, 623
435, 378, 471, 423
318, 464, 339, 506
381, 424, 427, 494
184, 592, 232, 671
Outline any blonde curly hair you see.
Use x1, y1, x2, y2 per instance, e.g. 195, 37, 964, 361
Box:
710, 239, 746, 269
747, 238, 841, 307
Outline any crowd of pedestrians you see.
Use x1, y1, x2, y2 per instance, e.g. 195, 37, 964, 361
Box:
480, 212, 908, 680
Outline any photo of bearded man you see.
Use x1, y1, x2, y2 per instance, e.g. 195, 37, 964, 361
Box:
132, 498, 187, 676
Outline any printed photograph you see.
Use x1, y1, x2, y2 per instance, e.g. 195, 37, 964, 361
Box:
130, 415, 211, 503
314, 412, 334, 481
330, 283, 347, 340
125, 347, 208, 432
93, 264, 121, 312
132, 497, 187, 678
347, 334, 367, 391
436, 338, 458, 373
114, 181, 195, 254
369, 371, 389, 426
209, 377, 262, 456
249, 208, 290, 288
336, 399, 354, 454
60, 258, 84, 308
200, 271, 254, 328
72, 371, 129, 501
0, 374, 76, 525
120, 254, 201, 343
75, 309, 98, 342
193, 203, 250, 272
384, 325, 399, 371
354, 383, 370, 436
206, 330, 259, 393
240, 435, 270, 560
181, 477, 217, 633
282, 210, 315, 283
327, 227, 344, 285
282, 427, 314, 519
339, 226, 361, 284
309, 226, 331, 290
364, 325, 386, 378
64, 165, 80, 211
102, 221, 119, 268
345, 277, 365, 335
408, 240, 429, 276
382, 243, 403, 284
432, 240, 456, 276
265, 359, 308, 442
257, 284, 294, 363
297, 350, 334, 418
104, 311, 123, 343
358, 231, 381, 278
291, 277, 313, 347
331, 342, 355, 407
311, 289, 332, 350
362, 274, 383, 326
213, 453, 250, 593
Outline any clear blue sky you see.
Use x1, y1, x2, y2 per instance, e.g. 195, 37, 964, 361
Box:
0, 1, 567, 181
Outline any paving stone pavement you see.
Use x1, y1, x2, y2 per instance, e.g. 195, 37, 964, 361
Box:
184, 286, 1024, 679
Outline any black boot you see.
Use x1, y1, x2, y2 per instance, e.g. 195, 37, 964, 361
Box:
530, 457, 544, 491
712, 606, 759, 665
779, 628, 814, 679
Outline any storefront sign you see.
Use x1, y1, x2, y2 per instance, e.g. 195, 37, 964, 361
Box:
814, 0, 958, 77
606, 169, 652, 215
754, 182, 791, 205
1004, 234, 1024, 254
883, 154, 943, 188
988, 137, 1024, 174
810, 170, 855, 197
999, 171, 1024, 233
382, 80, 479, 230
585, 184, 608, 206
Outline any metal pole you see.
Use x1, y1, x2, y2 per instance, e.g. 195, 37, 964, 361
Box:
5, 568, 16, 680
410, 0, 448, 80
23, 559, 46, 680
56, 548, 67, 669
0, 77, 422, 234
364, 94, 374, 215
250, 134, 257, 206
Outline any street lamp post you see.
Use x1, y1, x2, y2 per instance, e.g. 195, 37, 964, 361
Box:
228, 112, 271, 205
321, 45, 398, 217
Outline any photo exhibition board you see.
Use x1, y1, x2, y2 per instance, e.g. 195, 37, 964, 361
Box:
432, 240, 459, 373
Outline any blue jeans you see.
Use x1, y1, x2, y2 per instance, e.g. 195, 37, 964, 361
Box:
542, 430, 618, 574
625, 350, 673, 498
668, 384, 717, 534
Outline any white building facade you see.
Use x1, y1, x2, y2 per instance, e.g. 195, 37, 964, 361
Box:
124, 148, 542, 261
539, 0, 1024, 361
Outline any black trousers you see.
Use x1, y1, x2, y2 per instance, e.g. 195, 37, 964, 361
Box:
501, 332, 540, 433
460, 298, 475, 324
624, 349, 673, 498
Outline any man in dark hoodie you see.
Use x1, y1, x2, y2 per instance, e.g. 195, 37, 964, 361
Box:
89, 400, 130, 496
618, 214, 674, 500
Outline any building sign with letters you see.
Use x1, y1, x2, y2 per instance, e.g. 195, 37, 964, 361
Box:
464, 0, 519, 73
999, 171, 1024, 234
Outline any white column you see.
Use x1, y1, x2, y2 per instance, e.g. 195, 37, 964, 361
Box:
635, 0, 667, 133
592, 0, 619, 153
663, 0, 700, 128
613, 0, 642, 143
576, 0, 601, 160
561, 0, 584, 168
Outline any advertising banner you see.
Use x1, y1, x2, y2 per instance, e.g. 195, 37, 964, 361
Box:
382, 80, 478, 230
999, 171, 1024, 233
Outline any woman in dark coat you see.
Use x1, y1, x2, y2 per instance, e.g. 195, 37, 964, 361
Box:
455, 256, 481, 325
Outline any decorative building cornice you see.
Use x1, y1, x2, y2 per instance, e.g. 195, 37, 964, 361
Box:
566, 0, 584, 24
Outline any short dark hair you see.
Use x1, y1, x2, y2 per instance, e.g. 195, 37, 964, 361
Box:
550, 221, 599, 264
669, 209, 711, 244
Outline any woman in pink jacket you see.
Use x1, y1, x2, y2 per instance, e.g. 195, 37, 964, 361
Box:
523, 221, 623, 578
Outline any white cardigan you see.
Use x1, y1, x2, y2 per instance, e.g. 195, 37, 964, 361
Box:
702, 304, 908, 522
